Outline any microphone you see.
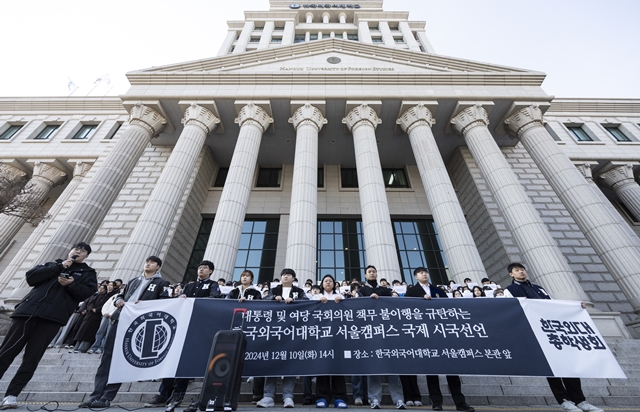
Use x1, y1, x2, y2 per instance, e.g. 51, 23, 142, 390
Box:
61, 255, 79, 277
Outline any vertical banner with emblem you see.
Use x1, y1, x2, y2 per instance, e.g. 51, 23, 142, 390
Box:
109, 299, 195, 384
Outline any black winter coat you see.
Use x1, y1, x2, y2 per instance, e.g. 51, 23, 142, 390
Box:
12, 260, 98, 326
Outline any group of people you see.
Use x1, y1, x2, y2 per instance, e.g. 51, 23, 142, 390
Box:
0, 242, 604, 412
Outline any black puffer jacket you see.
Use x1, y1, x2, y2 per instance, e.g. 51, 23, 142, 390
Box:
12, 260, 98, 326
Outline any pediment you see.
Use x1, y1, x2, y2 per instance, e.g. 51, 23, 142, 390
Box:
129, 39, 542, 78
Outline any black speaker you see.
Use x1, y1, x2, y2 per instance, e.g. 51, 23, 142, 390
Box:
198, 312, 247, 411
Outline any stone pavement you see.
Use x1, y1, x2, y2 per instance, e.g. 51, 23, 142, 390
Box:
5, 402, 640, 412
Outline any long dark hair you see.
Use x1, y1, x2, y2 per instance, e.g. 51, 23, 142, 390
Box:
321, 274, 337, 293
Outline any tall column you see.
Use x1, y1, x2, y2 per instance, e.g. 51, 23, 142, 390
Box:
282, 21, 295, 46
204, 103, 273, 280
598, 164, 640, 222
451, 104, 588, 302
233, 21, 254, 54
0, 161, 67, 255
113, 104, 219, 282
399, 22, 420, 52
505, 105, 640, 313
217, 31, 237, 56
28, 103, 166, 265
343, 104, 401, 280
0, 161, 92, 300
258, 21, 275, 50
378, 21, 395, 47
397, 104, 487, 282
286, 103, 327, 284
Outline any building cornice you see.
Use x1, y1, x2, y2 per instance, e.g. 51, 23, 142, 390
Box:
547, 99, 640, 115
0, 97, 127, 114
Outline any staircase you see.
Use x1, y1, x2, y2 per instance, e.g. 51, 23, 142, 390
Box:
1, 339, 639, 407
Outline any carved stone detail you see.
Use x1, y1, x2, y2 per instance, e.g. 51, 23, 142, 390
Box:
235, 103, 273, 132
450, 104, 489, 136
342, 104, 381, 131
575, 163, 595, 182
31, 162, 67, 188
128, 103, 167, 137
504, 104, 545, 139
182, 103, 220, 134
72, 161, 92, 179
396, 104, 435, 134
599, 164, 636, 190
289, 103, 327, 131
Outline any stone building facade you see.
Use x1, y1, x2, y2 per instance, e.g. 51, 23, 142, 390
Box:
0, 1, 639, 338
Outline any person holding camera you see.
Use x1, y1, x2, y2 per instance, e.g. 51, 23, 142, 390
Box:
0, 242, 97, 410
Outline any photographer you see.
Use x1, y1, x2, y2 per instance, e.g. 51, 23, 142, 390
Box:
0, 242, 97, 410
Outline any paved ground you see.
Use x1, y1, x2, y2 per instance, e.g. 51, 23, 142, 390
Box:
7, 403, 640, 412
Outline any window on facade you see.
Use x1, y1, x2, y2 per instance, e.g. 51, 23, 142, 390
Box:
394, 220, 449, 285
274, 26, 284, 31
318, 168, 324, 188
271, 38, 282, 43
317, 219, 366, 281
249, 37, 260, 43
294, 34, 305, 43
0, 125, 23, 140
34, 124, 60, 140
341, 168, 358, 188
382, 169, 409, 188
106, 122, 122, 140
254, 26, 264, 31
604, 126, 631, 142
213, 168, 228, 187
370, 25, 379, 31
256, 167, 282, 187
566, 126, 592, 142
616, 201, 640, 224
322, 33, 330, 39
393, 37, 405, 43
309, 34, 318, 40
347, 34, 358, 41
183, 218, 279, 284
72, 124, 98, 140
372, 37, 383, 43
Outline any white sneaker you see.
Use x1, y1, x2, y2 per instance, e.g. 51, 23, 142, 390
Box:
405, 401, 414, 407
370, 399, 381, 409
257, 397, 275, 408
396, 401, 406, 410
283, 398, 294, 408
561, 400, 582, 412
576, 401, 604, 412
414, 401, 422, 407
354, 398, 363, 406
0, 396, 17, 410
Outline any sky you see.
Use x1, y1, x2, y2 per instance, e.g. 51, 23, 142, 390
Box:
1, 0, 638, 99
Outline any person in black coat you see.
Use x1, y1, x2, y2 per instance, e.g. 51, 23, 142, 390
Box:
79, 256, 170, 409
179, 260, 221, 298
226, 269, 262, 301
0, 242, 97, 409
404, 267, 475, 412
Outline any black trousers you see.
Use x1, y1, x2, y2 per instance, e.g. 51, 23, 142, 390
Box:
316, 376, 347, 402
426, 375, 466, 406
399, 375, 422, 402
547, 377, 585, 405
0, 317, 61, 396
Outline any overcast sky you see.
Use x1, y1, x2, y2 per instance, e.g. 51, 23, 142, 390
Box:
2, 0, 638, 98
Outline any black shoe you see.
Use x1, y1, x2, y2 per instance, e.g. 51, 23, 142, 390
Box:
303, 398, 313, 406
78, 399, 96, 408
432, 404, 443, 411
145, 394, 168, 407
183, 401, 199, 412
456, 403, 475, 412
167, 392, 185, 407
91, 400, 110, 408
